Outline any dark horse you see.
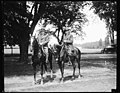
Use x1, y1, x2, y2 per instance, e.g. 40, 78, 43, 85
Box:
31, 38, 53, 85
53, 44, 82, 82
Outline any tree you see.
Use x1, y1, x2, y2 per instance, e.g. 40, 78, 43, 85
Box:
99, 38, 102, 48
41, 1, 87, 44
3, 1, 32, 62
3, 1, 52, 63
3, 1, 87, 63
91, 1, 117, 45
105, 35, 110, 47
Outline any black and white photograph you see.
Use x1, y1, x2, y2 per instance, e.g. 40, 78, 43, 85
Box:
3, 1, 117, 92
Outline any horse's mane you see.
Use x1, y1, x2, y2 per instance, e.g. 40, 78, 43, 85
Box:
32, 38, 45, 57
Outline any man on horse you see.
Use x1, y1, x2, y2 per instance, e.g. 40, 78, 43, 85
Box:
37, 28, 50, 63
30, 28, 50, 64
62, 29, 74, 65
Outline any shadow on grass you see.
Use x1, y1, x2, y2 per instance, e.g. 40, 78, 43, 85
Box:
4, 56, 60, 77
81, 62, 104, 68
63, 75, 79, 82
4, 63, 34, 77
35, 75, 56, 85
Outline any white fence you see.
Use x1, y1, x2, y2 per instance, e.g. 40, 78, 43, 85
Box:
4, 47, 102, 54
4, 45, 32, 54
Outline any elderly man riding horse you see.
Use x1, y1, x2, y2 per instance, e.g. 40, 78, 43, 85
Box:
61, 30, 74, 65
30, 28, 50, 64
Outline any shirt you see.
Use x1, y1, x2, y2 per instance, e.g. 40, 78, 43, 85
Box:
63, 34, 73, 43
37, 32, 50, 45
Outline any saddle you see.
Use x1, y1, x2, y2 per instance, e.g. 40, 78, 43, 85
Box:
66, 45, 77, 56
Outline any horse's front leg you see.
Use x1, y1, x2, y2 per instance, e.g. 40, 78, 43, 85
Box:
40, 63, 44, 85
49, 55, 53, 78
61, 60, 65, 83
58, 60, 64, 83
44, 60, 48, 77
71, 57, 76, 79
77, 58, 83, 78
32, 64, 37, 84
61, 61, 64, 83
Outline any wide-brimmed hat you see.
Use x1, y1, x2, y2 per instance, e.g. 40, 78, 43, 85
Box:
65, 29, 71, 34
37, 28, 46, 34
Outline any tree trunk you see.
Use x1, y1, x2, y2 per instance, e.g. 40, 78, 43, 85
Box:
111, 31, 114, 45
19, 41, 29, 63
60, 28, 65, 45
10, 46, 13, 55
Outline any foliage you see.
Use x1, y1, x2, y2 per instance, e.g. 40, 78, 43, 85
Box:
3, 1, 88, 45
91, 1, 117, 44
38, 1, 88, 44
3, 1, 32, 45
99, 38, 102, 47
105, 35, 110, 46
3, 1, 35, 62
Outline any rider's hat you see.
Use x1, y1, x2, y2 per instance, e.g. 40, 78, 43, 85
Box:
65, 28, 71, 34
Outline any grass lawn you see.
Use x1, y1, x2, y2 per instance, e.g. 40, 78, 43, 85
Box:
4, 53, 116, 92
4, 54, 116, 77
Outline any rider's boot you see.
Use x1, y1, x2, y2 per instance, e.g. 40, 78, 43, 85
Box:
44, 47, 49, 64
46, 52, 49, 64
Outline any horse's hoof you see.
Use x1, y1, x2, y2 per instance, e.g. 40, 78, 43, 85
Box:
33, 81, 37, 85
68, 62, 72, 66
60, 79, 64, 84
61, 80, 64, 84
50, 71, 53, 78
40, 82, 43, 85
45, 72, 48, 76
41, 80, 44, 85
46, 61, 49, 64
78, 75, 81, 79
50, 75, 53, 78
72, 76, 75, 80
78, 75, 83, 78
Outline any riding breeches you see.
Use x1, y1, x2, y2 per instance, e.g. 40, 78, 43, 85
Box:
64, 42, 74, 54
67, 44, 74, 54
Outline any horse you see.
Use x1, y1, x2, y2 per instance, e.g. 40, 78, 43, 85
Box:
50, 44, 61, 62
31, 38, 53, 85
52, 44, 82, 83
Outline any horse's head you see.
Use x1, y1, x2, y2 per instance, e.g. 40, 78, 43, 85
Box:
31, 37, 44, 58
51, 44, 62, 62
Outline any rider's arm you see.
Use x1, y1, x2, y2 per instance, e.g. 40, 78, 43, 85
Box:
63, 34, 67, 42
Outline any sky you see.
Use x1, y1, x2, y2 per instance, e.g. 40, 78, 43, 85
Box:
74, 4, 108, 44
33, 2, 108, 45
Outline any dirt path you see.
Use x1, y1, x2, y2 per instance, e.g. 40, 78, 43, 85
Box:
4, 67, 116, 92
